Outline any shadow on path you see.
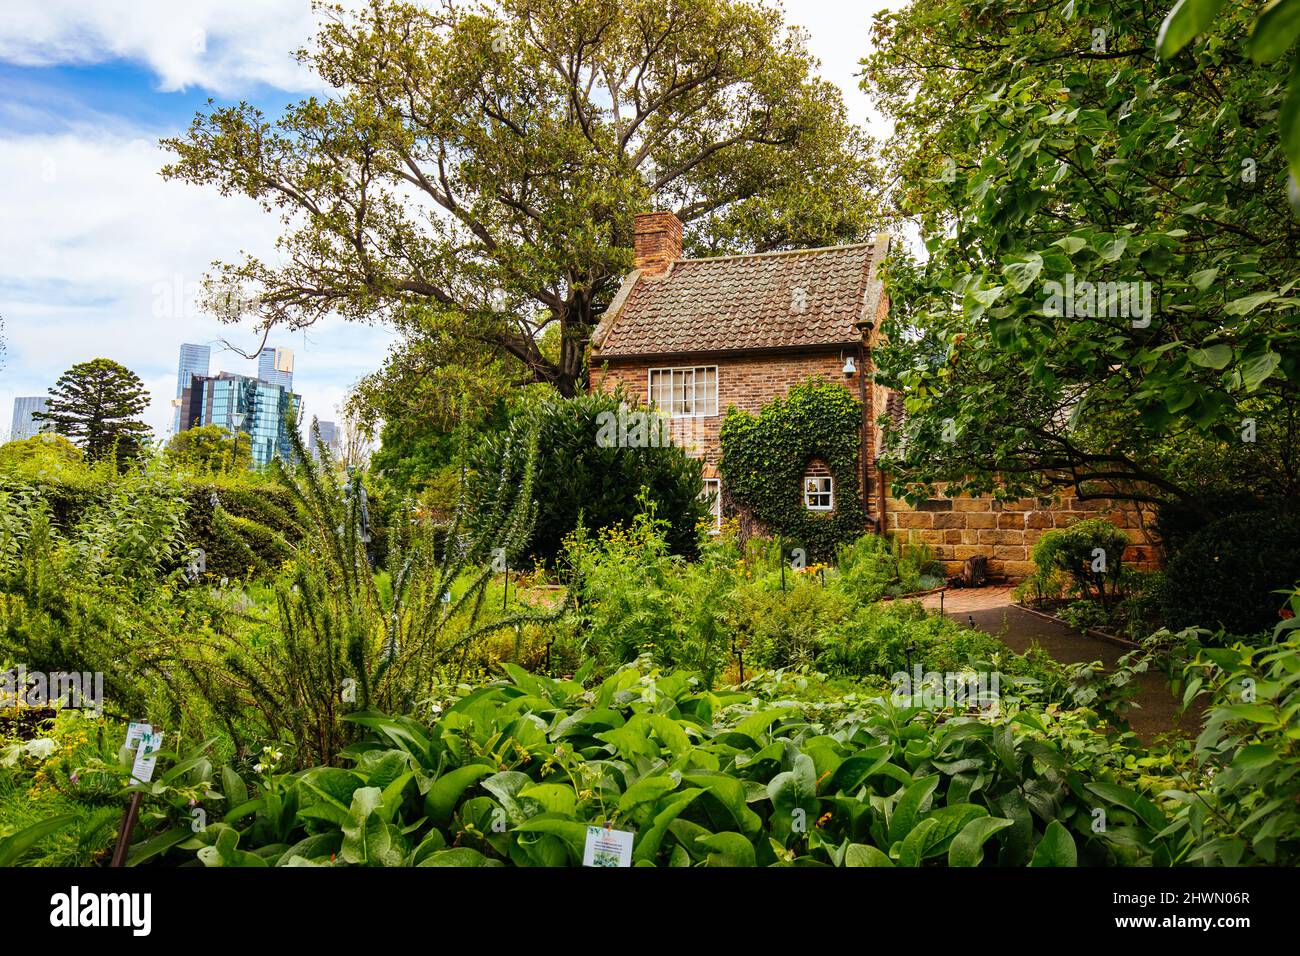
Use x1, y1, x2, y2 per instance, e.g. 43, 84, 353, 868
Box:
920, 588, 1197, 743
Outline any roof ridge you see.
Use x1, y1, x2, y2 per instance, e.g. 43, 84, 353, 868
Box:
675, 241, 876, 264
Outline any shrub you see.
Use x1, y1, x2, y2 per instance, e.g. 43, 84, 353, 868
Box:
1029, 518, 1129, 611
1056, 599, 1107, 632
1161, 509, 1300, 637
1159, 593, 1300, 865
835, 534, 944, 602
815, 600, 1007, 679
467, 390, 707, 565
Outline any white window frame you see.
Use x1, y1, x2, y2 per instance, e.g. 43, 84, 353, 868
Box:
701, 478, 722, 533
804, 475, 834, 511
647, 366, 718, 418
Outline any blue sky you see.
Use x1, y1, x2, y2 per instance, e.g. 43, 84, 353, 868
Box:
0, 0, 891, 440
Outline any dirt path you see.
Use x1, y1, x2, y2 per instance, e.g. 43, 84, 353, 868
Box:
919, 587, 1196, 742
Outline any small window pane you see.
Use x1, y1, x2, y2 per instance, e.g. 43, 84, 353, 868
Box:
804, 476, 833, 511
701, 479, 721, 532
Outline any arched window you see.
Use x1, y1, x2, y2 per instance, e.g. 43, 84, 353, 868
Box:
803, 460, 833, 511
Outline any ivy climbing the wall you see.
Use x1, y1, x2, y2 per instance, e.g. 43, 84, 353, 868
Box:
719, 378, 869, 561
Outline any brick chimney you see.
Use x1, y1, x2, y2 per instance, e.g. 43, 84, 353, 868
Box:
633, 211, 682, 276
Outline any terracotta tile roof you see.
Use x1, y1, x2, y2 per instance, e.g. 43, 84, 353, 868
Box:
593, 241, 883, 358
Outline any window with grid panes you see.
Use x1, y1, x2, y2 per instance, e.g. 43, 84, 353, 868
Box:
804, 475, 833, 511
647, 366, 717, 417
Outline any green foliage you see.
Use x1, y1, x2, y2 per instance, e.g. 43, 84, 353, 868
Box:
34, 358, 151, 465
1162, 597, 1300, 864
720, 379, 869, 561
1056, 600, 1109, 633
0, 434, 84, 473
165, 425, 253, 474
813, 601, 1033, 685
139, 661, 1164, 868
160, 0, 879, 397
0, 710, 127, 866
564, 503, 735, 685
0, 813, 77, 866
565, 513, 1060, 692
199, 423, 566, 766
865, 1, 1300, 510
468, 390, 707, 566
835, 534, 945, 603
1162, 509, 1300, 637
1029, 519, 1130, 611
0, 466, 201, 719
1157, 0, 1300, 181
183, 481, 300, 579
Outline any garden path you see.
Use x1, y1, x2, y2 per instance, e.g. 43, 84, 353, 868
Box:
919, 587, 1197, 742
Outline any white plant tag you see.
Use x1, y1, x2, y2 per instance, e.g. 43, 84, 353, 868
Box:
130, 731, 164, 784
582, 825, 634, 867
125, 722, 152, 750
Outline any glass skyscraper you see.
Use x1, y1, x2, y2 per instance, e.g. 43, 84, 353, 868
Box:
257, 347, 294, 390
172, 343, 211, 434
178, 373, 301, 467
309, 420, 339, 459
9, 397, 49, 441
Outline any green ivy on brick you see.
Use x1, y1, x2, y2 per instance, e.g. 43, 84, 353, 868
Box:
719, 377, 869, 561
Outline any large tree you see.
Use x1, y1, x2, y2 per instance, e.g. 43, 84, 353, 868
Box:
161, 0, 880, 398
862, 0, 1299, 514
35, 358, 151, 463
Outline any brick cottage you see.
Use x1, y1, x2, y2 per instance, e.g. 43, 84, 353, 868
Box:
589, 211, 1158, 580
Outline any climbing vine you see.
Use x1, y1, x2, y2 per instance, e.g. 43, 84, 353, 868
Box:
719, 378, 868, 560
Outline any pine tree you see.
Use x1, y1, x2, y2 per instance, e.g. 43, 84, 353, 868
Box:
35, 358, 151, 463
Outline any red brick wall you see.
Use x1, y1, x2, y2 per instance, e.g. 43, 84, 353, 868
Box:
589, 351, 872, 499
633, 212, 683, 276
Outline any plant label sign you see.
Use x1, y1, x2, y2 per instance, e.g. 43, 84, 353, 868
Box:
130, 730, 164, 784
125, 722, 152, 750
582, 825, 633, 867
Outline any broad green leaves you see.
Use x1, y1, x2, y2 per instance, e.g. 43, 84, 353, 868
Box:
948, 817, 1015, 867
868, 0, 1300, 510
1156, 0, 1226, 58
172, 648, 1300, 868
1246, 0, 1300, 63
1029, 821, 1078, 867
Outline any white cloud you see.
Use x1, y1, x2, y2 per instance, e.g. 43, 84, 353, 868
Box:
0, 0, 907, 441
0, 130, 396, 438
0, 0, 323, 94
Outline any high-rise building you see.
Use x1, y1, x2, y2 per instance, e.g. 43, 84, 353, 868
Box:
257, 347, 294, 390
179, 373, 301, 468
309, 420, 339, 460
171, 343, 211, 434
9, 397, 49, 442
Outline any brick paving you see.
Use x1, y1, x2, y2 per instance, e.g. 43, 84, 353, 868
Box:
919, 587, 1198, 742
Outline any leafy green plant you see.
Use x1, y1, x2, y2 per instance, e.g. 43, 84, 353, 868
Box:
1161, 509, 1300, 638
720, 379, 869, 561
1030, 519, 1129, 612
144, 660, 1168, 868
468, 389, 707, 566
1158, 593, 1300, 865
0, 813, 77, 866
202, 424, 568, 766
1056, 600, 1108, 632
